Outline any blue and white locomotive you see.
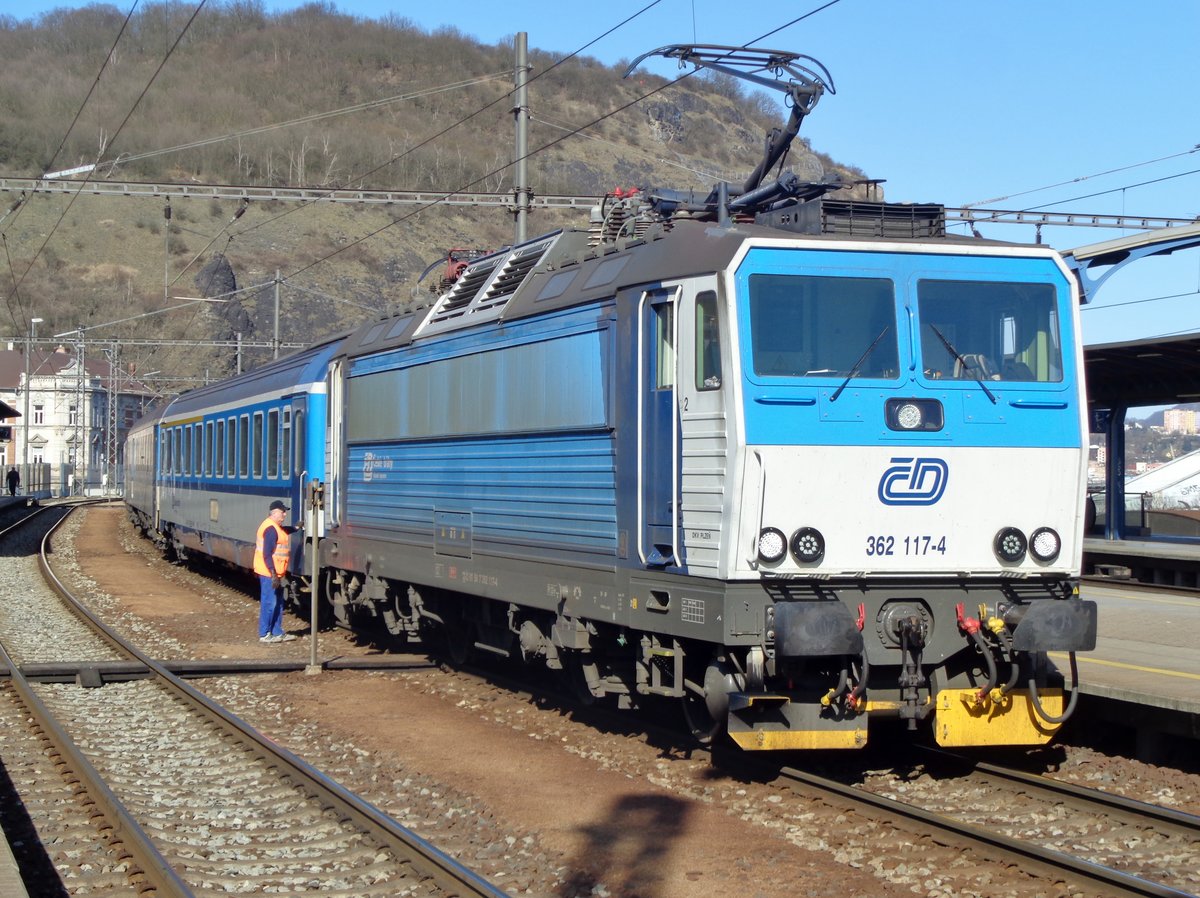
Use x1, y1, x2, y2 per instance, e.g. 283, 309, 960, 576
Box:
125, 46, 1096, 750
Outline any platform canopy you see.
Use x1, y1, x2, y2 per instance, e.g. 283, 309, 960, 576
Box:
1085, 332, 1200, 408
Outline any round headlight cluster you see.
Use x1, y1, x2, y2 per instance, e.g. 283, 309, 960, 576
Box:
790, 527, 825, 563
757, 526, 825, 564
1030, 527, 1062, 562
994, 527, 1027, 562
896, 402, 923, 430
757, 527, 787, 563
993, 526, 1062, 564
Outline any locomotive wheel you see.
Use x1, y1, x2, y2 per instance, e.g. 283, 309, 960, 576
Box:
441, 616, 474, 665
682, 682, 722, 744
566, 654, 599, 706
681, 653, 740, 745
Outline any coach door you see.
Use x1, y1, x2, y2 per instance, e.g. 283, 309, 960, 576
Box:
638, 287, 680, 566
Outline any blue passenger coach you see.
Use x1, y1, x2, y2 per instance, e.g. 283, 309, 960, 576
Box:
125, 338, 338, 582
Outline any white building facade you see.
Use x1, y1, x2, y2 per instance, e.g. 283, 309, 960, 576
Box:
1, 344, 157, 496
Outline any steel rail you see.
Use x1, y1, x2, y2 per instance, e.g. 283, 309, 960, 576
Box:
34, 504, 511, 898
1, 506, 196, 897
774, 762, 1196, 898
916, 745, 1200, 833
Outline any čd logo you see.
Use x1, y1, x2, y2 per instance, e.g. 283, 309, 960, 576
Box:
878, 457, 949, 506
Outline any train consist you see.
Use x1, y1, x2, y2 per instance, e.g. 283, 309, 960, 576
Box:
125, 47, 1096, 750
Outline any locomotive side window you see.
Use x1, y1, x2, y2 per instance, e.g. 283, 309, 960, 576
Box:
917, 280, 1061, 382
655, 302, 675, 389
748, 274, 898, 379
695, 290, 722, 390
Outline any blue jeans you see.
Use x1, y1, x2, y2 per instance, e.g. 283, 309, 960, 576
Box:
258, 575, 284, 637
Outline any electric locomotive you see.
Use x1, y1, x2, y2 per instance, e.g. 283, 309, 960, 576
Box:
125, 45, 1096, 750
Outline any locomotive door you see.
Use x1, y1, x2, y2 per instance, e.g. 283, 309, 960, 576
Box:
638, 287, 680, 566
326, 358, 344, 528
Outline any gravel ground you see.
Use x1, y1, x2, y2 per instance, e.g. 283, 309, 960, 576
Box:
41, 505, 1200, 897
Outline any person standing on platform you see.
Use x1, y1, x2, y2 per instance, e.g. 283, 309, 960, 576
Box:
254, 499, 297, 643
6, 466, 18, 497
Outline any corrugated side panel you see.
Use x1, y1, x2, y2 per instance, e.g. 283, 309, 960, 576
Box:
345, 431, 617, 559
680, 409, 727, 572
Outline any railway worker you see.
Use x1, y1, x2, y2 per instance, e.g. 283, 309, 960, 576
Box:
6, 466, 18, 497
254, 499, 297, 643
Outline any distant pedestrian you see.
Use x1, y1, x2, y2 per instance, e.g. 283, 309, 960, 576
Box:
6, 466, 18, 497
253, 499, 297, 643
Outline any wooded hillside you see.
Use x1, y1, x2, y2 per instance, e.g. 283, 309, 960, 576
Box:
0, 2, 867, 385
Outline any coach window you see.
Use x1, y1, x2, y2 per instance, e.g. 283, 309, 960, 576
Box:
193, 425, 203, 476
267, 409, 279, 478
227, 417, 237, 477
238, 415, 249, 477
162, 431, 171, 475
181, 426, 191, 475
215, 419, 225, 476
252, 412, 263, 478
204, 421, 214, 475
695, 291, 722, 390
281, 409, 292, 478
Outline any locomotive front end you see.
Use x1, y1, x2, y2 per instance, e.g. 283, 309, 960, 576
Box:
718, 239, 1096, 749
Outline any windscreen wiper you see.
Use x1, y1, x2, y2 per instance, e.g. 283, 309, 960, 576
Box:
928, 325, 997, 404
830, 326, 889, 402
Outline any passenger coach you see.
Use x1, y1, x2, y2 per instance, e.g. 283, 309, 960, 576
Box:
124, 338, 338, 583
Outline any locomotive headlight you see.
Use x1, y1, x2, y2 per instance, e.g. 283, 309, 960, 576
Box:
994, 527, 1027, 563
896, 402, 923, 430
1029, 527, 1061, 562
757, 527, 787, 563
790, 527, 825, 563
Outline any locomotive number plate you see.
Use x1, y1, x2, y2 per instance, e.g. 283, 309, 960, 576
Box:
864, 534, 947, 557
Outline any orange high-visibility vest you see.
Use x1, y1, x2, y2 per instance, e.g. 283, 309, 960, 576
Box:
253, 518, 290, 577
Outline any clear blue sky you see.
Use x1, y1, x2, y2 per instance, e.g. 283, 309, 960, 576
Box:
8, 0, 1200, 347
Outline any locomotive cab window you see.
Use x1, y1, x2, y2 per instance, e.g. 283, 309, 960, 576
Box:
695, 290, 722, 390
917, 280, 1062, 383
655, 302, 675, 389
747, 274, 899, 379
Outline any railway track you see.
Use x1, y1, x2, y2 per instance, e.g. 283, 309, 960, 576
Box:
0, 502, 509, 897
760, 748, 1200, 898
454, 655, 1199, 897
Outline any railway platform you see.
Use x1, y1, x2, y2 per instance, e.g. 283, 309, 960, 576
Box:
1067, 581, 1200, 759
0, 835, 29, 898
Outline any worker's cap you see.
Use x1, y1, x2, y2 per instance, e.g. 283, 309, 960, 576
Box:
269, 500, 289, 512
